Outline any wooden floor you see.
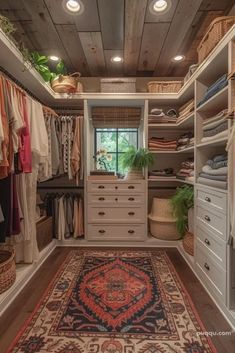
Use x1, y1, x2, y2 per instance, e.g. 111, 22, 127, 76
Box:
0, 247, 234, 353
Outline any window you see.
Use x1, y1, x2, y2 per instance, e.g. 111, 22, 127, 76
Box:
95, 128, 138, 173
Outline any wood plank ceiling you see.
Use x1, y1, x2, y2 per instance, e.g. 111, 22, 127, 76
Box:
0, 0, 234, 77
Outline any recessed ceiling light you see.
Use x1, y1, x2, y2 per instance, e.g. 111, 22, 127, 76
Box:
172, 55, 185, 62
49, 55, 60, 61
149, 0, 171, 14
111, 56, 123, 63
63, 0, 84, 14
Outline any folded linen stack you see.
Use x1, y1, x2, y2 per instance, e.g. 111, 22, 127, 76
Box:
198, 154, 228, 189
148, 137, 178, 151
201, 109, 228, 142
177, 158, 194, 182
197, 74, 228, 107
177, 99, 194, 124
148, 108, 177, 124
149, 168, 176, 180
177, 132, 194, 151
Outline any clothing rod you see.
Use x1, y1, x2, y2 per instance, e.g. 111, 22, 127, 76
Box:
37, 186, 84, 189
0, 66, 43, 104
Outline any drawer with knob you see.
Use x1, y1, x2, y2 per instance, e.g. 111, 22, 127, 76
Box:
196, 185, 227, 214
196, 242, 226, 301
196, 205, 227, 240
87, 224, 145, 241
196, 225, 226, 270
87, 181, 145, 193
87, 207, 145, 223
88, 193, 144, 205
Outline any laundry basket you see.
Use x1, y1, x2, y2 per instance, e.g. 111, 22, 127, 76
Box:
197, 16, 235, 64
0, 245, 16, 294
148, 198, 180, 240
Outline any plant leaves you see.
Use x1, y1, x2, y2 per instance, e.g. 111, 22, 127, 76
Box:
56, 60, 65, 74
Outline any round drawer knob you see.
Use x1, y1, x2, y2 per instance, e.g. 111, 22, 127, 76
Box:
98, 212, 105, 216
99, 197, 105, 201
205, 197, 211, 203
99, 230, 106, 234
115, 198, 118, 201
204, 263, 210, 271
204, 215, 211, 222
128, 212, 135, 216
128, 230, 135, 234
204, 238, 210, 246
128, 197, 135, 201
115, 186, 118, 189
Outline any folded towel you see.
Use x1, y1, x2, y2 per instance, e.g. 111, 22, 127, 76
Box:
197, 177, 227, 190
201, 129, 228, 142
202, 165, 228, 175
203, 109, 228, 126
199, 173, 227, 181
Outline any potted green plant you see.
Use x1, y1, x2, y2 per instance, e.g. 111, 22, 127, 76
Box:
170, 185, 194, 238
120, 146, 154, 180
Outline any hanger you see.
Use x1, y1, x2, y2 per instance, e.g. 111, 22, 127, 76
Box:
43, 105, 59, 117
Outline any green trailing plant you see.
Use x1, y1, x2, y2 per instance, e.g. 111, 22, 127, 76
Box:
170, 185, 194, 237
29, 51, 67, 82
120, 146, 154, 171
0, 15, 16, 38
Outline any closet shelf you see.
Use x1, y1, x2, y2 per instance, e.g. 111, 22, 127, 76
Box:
148, 178, 194, 185
148, 113, 194, 130
177, 146, 194, 153
150, 146, 194, 154
196, 86, 228, 113
195, 183, 228, 194
197, 137, 228, 148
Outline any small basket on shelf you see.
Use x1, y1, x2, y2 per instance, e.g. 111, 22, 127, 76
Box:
147, 81, 183, 93
0, 245, 16, 294
197, 16, 235, 64
51, 72, 82, 93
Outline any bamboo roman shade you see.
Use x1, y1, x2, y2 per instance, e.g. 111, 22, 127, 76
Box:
91, 107, 142, 128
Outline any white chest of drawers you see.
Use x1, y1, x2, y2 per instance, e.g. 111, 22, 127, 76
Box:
86, 180, 147, 242
195, 184, 228, 304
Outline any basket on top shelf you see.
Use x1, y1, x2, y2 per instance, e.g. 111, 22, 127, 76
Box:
197, 16, 235, 64
0, 245, 16, 294
100, 78, 136, 93
51, 72, 83, 93
147, 81, 183, 93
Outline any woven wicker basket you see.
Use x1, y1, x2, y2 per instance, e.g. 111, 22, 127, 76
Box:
51, 72, 81, 93
147, 81, 183, 93
0, 245, 16, 294
197, 16, 235, 64
183, 232, 194, 256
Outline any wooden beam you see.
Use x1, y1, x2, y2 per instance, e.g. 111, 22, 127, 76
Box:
44, 0, 100, 31
124, 0, 148, 75
138, 23, 169, 72
79, 32, 106, 76
154, 0, 204, 76
56, 24, 90, 76
98, 0, 124, 50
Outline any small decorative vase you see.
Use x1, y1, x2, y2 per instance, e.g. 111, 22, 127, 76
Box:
125, 168, 143, 180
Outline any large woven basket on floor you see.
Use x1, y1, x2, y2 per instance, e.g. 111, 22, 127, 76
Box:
0, 245, 16, 294
183, 232, 194, 256
197, 16, 235, 64
147, 81, 183, 93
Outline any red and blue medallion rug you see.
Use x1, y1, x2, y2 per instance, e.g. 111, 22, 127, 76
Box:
8, 250, 217, 353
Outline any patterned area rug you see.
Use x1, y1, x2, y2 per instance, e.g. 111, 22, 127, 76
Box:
8, 250, 217, 353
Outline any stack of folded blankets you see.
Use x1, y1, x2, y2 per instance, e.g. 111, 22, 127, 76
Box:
201, 109, 228, 143
148, 137, 177, 151
149, 168, 176, 180
197, 74, 228, 107
177, 158, 194, 182
198, 154, 228, 190
148, 108, 177, 124
177, 99, 194, 124
177, 132, 194, 151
